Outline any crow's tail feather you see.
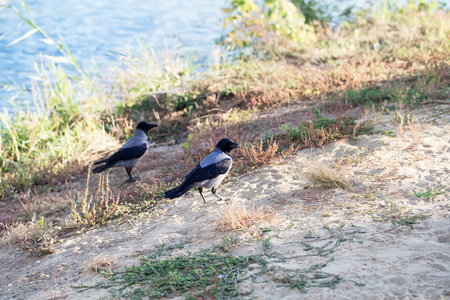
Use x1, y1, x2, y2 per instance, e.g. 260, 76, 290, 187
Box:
164, 182, 195, 199
93, 158, 108, 165
92, 164, 109, 173
164, 188, 179, 199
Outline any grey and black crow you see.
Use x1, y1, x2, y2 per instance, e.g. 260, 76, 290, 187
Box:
92, 121, 158, 182
164, 138, 239, 203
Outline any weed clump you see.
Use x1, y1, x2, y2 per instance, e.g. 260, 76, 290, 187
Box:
371, 202, 423, 228
282, 110, 372, 149
67, 171, 119, 227
304, 163, 351, 189
239, 135, 298, 168
83, 254, 118, 274
410, 188, 445, 199
2, 214, 58, 256
216, 200, 280, 232
87, 246, 263, 299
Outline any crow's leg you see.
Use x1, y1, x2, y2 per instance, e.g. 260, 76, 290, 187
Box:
198, 187, 207, 204
211, 188, 225, 201
125, 166, 136, 183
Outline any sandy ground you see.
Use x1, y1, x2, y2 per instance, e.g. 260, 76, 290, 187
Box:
0, 103, 449, 299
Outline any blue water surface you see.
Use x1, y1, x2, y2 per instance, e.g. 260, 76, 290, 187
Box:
0, 0, 227, 109
0, 0, 448, 110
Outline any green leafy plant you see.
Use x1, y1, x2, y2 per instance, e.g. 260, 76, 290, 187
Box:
220, 0, 263, 51
86, 248, 263, 299
220, 0, 316, 53
265, 0, 316, 42
371, 201, 423, 227
410, 188, 445, 199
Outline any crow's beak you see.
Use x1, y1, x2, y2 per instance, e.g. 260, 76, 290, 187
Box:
149, 124, 158, 130
231, 142, 239, 149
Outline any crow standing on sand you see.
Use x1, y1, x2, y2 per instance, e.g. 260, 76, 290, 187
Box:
164, 138, 239, 203
92, 121, 158, 182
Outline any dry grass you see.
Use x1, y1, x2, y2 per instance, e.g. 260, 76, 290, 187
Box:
15, 191, 68, 222
0, 212, 13, 232
67, 170, 119, 226
1, 213, 58, 256
83, 254, 118, 273
239, 135, 298, 168
0, 190, 75, 256
394, 112, 422, 149
216, 200, 280, 232
304, 162, 351, 189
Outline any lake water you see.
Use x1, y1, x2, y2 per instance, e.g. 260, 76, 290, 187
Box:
0, 0, 228, 109
1, 0, 448, 110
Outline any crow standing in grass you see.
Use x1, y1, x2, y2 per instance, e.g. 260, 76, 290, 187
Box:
164, 138, 239, 203
92, 121, 158, 182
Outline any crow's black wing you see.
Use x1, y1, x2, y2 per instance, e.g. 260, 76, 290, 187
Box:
101, 144, 148, 163
185, 158, 232, 184
164, 158, 232, 199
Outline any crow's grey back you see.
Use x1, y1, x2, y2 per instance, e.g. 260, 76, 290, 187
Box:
200, 148, 232, 168
122, 129, 149, 149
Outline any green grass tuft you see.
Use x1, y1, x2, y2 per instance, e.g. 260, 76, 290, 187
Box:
281, 110, 373, 148
410, 188, 445, 199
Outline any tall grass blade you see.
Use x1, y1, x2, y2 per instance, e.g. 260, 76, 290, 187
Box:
6, 28, 38, 47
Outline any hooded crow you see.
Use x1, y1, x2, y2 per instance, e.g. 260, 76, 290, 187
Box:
92, 121, 158, 182
164, 138, 239, 203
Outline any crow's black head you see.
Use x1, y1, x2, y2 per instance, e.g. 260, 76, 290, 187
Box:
136, 121, 158, 133
216, 138, 239, 153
